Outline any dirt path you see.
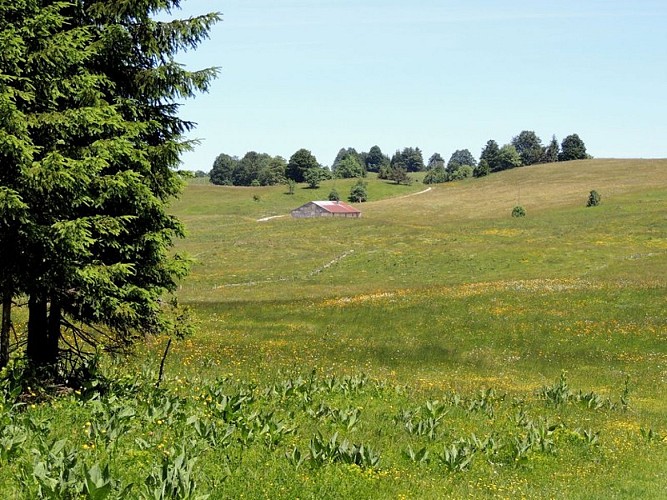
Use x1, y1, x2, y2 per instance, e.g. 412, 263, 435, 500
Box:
257, 214, 288, 222
392, 186, 432, 200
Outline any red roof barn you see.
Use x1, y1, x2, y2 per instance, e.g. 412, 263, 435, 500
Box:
291, 201, 361, 218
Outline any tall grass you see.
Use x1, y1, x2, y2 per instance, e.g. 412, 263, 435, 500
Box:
2, 159, 666, 498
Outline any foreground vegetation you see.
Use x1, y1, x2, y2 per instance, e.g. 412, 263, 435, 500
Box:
0, 361, 662, 498
1, 158, 666, 498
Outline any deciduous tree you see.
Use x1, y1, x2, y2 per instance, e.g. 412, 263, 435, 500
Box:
210, 153, 239, 185
258, 156, 287, 186
365, 145, 390, 172
234, 151, 272, 186
447, 149, 477, 172
304, 167, 330, 188
427, 153, 445, 170
495, 144, 523, 171
423, 165, 448, 184
334, 155, 365, 179
559, 134, 588, 161
512, 131, 544, 166
348, 180, 368, 202
287, 148, 319, 183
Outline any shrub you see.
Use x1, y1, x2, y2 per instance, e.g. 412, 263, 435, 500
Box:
304, 168, 327, 189
586, 190, 601, 207
450, 165, 474, 181
512, 206, 526, 217
474, 160, 490, 177
423, 166, 448, 184
328, 189, 340, 201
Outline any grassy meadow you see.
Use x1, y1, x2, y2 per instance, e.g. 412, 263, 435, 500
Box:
1, 159, 666, 498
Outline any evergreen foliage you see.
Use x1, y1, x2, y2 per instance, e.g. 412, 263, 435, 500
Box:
391, 147, 425, 172
586, 190, 601, 207
332, 147, 363, 174
474, 160, 490, 178
480, 140, 501, 172
542, 136, 560, 163
388, 166, 411, 185
427, 153, 445, 170
0, 0, 220, 373
512, 205, 526, 217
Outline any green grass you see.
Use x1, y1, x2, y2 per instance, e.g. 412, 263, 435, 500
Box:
2, 159, 666, 498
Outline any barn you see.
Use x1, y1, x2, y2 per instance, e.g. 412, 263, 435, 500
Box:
291, 200, 361, 218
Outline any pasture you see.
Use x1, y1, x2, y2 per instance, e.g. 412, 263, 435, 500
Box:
1, 159, 666, 498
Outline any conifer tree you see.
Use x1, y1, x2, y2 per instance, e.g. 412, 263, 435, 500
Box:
0, 0, 35, 368
542, 135, 560, 163
0, 0, 220, 374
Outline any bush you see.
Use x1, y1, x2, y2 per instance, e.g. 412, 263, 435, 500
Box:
328, 189, 340, 201
586, 190, 601, 207
304, 168, 327, 189
474, 160, 490, 178
423, 166, 448, 184
450, 165, 474, 181
512, 205, 526, 217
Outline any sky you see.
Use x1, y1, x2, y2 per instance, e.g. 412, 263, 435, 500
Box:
171, 0, 667, 171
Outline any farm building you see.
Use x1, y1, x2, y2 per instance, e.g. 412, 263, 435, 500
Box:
291, 200, 361, 218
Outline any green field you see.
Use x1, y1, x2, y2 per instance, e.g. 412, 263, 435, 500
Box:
1, 159, 666, 498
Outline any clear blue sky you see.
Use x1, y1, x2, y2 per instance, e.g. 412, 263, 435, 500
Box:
173, 0, 667, 170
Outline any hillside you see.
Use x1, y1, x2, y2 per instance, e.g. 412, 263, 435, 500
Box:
172, 158, 667, 303
2, 159, 664, 498
158, 158, 667, 497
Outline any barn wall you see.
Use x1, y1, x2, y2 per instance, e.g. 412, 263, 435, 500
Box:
291, 202, 361, 218
291, 203, 330, 218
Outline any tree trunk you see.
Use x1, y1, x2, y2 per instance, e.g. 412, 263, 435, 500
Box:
1, 290, 10, 369
26, 294, 51, 367
47, 298, 61, 365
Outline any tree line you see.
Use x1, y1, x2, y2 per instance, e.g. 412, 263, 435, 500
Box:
0, 1, 219, 375
208, 132, 588, 187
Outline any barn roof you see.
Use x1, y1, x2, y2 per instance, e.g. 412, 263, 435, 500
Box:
311, 201, 360, 214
